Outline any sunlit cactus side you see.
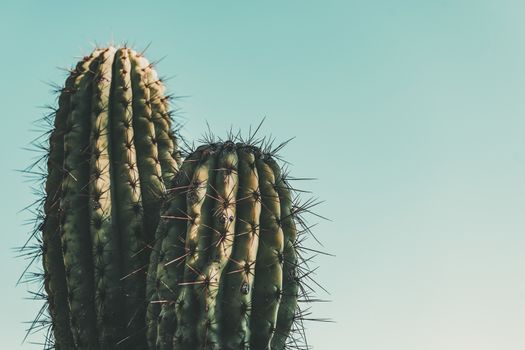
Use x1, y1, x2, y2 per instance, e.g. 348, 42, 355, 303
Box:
147, 136, 325, 350
23, 46, 181, 349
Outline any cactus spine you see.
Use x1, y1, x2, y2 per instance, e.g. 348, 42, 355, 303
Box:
40, 46, 180, 349
147, 141, 304, 350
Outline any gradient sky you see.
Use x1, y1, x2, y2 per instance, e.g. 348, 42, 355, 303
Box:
1, 1, 524, 349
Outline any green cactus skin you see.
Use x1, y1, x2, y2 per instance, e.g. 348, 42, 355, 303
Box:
41, 46, 180, 349
147, 141, 302, 350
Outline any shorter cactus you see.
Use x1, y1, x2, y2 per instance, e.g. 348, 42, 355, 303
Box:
146, 138, 324, 350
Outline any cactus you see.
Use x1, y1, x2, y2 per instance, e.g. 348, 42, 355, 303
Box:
31, 46, 180, 349
21, 44, 326, 350
147, 140, 318, 350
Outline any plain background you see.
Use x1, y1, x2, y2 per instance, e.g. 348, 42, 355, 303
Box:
1, 1, 524, 349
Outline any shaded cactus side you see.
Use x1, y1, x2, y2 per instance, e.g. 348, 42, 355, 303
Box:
21, 46, 181, 349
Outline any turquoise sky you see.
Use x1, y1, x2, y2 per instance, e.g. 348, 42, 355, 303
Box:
1, 1, 524, 349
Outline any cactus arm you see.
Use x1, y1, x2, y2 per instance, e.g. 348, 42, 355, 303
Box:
249, 158, 284, 350
60, 50, 102, 349
218, 148, 261, 349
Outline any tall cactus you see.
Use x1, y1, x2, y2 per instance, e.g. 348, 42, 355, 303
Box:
39, 46, 180, 349
147, 140, 312, 350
